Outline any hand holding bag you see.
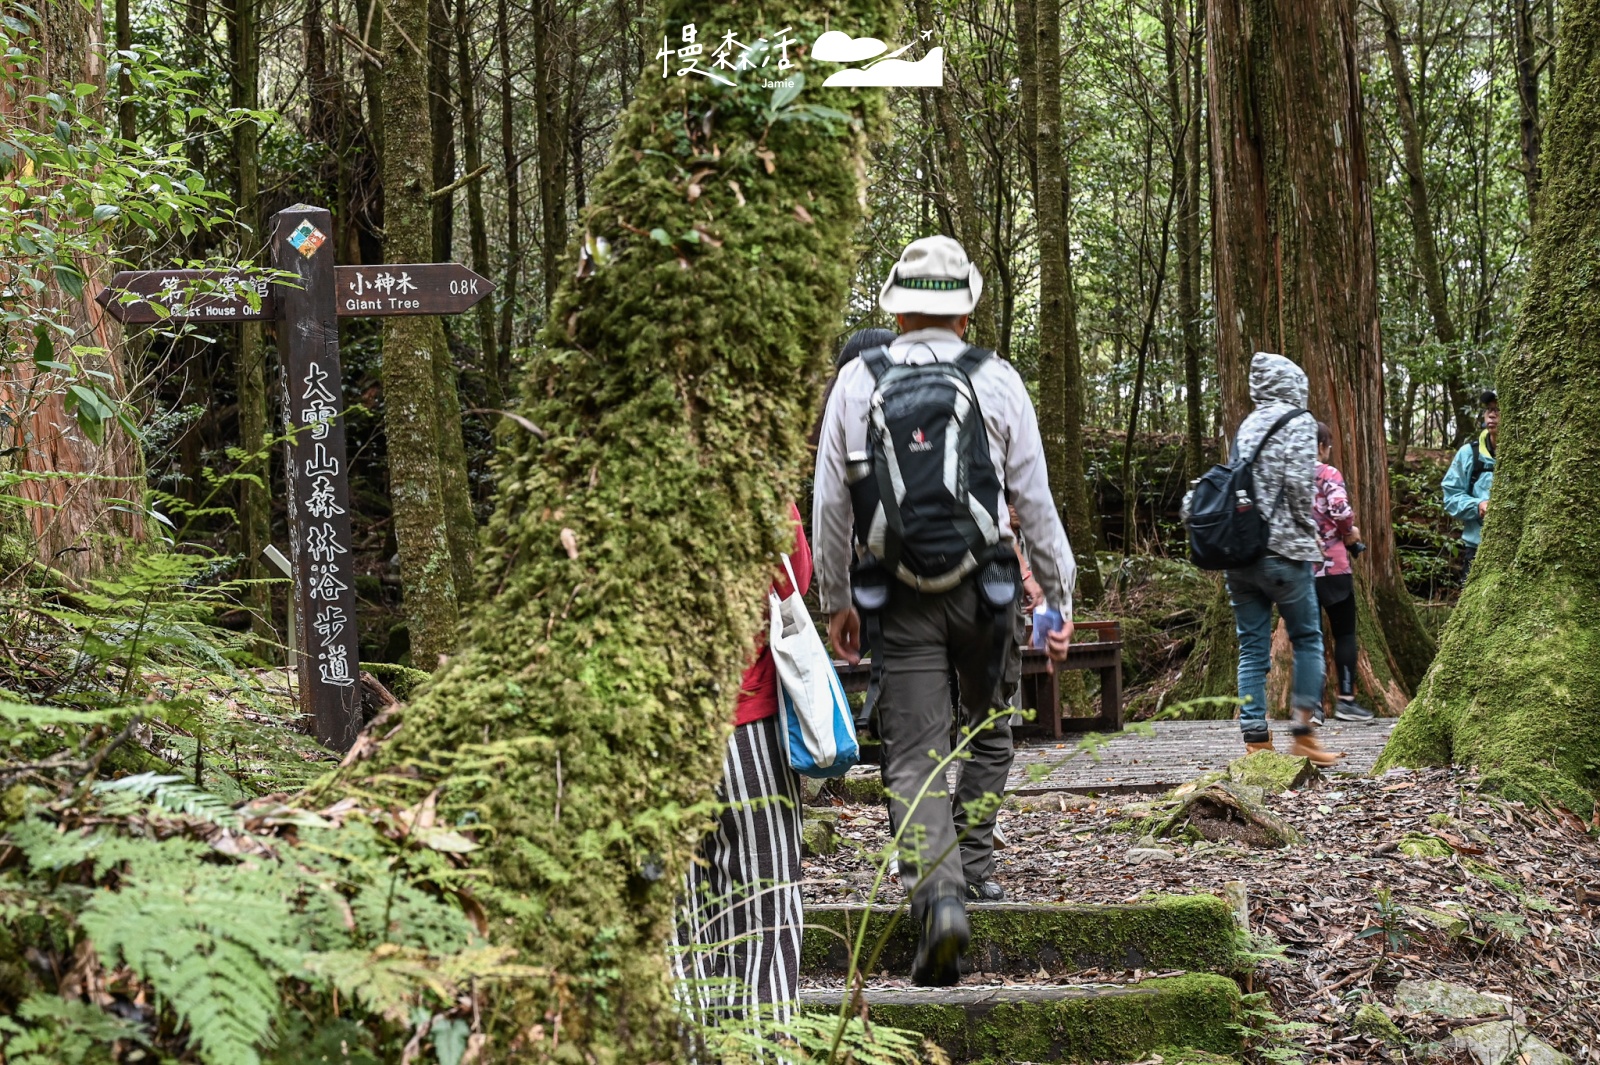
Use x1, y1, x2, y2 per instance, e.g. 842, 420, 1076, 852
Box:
770, 555, 860, 778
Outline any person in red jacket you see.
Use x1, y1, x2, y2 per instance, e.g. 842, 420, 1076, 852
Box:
672, 504, 810, 1024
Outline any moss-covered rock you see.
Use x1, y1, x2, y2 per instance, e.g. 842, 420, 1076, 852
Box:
803, 974, 1242, 1061
1351, 1003, 1404, 1043
1151, 1047, 1241, 1065
801, 817, 838, 857
802, 895, 1242, 977
1152, 781, 1299, 847
825, 771, 887, 805
1227, 750, 1319, 793
1398, 831, 1454, 859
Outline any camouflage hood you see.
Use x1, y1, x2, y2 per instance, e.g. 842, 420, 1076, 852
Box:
1249, 351, 1310, 409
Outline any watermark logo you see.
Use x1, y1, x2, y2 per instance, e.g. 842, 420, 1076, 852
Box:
814, 30, 943, 87
658, 24, 944, 88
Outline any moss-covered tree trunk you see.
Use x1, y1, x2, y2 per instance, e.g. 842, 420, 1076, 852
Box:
1377, 0, 1600, 814
1205, 0, 1432, 711
380, 0, 473, 663
343, 0, 894, 1055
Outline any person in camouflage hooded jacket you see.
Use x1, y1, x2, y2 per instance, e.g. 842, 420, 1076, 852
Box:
1219, 353, 1342, 767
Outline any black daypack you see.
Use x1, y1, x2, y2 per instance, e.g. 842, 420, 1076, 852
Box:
846, 345, 1005, 593
1185, 407, 1307, 571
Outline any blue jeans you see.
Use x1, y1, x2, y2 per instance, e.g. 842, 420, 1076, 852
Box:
1226, 554, 1324, 737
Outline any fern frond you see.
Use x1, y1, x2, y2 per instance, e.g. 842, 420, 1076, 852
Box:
94, 771, 242, 828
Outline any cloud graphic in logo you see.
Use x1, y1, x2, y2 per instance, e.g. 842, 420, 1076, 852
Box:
813, 29, 889, 63
821, 47, 944, 88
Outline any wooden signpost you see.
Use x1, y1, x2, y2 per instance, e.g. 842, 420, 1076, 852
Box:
98, 203, 493, 752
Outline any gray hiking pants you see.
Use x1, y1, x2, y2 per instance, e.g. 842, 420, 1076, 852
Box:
877, 580, 1017, 906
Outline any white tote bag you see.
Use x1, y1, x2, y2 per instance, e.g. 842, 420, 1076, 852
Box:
769, 555, 860, 778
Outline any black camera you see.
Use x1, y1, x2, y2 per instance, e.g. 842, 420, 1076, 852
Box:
1349, 541, 1367, 558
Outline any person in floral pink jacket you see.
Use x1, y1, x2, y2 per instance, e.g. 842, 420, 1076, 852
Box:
1313, 421, 1376, 724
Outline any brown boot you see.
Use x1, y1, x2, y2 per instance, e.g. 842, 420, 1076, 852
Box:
1289, 710, 1344, 766
1244, 737, 1275, 754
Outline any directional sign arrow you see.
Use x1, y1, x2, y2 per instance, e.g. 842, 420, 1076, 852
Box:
95, 269, 275, 324
332, 263, 494, 317
97, 263, 494, 324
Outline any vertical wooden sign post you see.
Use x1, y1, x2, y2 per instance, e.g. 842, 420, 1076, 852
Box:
273, 204, 363, 752
97, 202, 493, 752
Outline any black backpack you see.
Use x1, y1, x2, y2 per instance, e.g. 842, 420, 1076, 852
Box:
847, 345, 1004, 593
1185, 407, 1307, 571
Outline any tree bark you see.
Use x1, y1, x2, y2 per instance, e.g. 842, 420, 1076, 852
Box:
1511, 0, 1542, 221
229, 0, 272, 648
380, 0, 461, 664
428, 0, 455, 264
1206, 0, 1433, 701
1377, 0, 1475, 445
1379, 0, 1600, 812
335, 0, 897, 1052
1180, 0, 1205, 481
114, 0, 134, 143
533, 0, 569, 311
4, 0, 143, 578
495, 0, 519, 384
1035, 0, 1102, 605
913, 0, 999, 350
456, 0, 502, 407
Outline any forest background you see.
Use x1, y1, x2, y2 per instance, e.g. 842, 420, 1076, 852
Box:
0, 0, 1586, 1061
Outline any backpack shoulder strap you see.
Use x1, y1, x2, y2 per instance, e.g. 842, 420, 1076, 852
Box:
954, 345, 993, 377
1246, 407, 1308, 465
861, 345, 893, 381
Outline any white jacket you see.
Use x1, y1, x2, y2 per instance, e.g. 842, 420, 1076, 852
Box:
812, 328, 1078, 616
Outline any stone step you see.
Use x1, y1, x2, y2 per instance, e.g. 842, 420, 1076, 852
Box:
800, 975, 1243, 1063
802, 894, 1241, 978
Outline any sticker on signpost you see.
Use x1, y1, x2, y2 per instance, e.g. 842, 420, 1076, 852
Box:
288, 221, 328, 258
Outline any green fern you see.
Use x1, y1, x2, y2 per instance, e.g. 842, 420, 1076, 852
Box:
0, 994, 149, 1065
94, 771, 243, 828
78, 860, 304, 1065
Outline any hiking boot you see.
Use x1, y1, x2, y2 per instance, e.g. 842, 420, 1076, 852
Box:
1333, 699, 1376, 722
966, 878, 1006, 903
1242, 729, 1273, 754
1311, 706, 1326, 728
1290, 708, 1345, 766
911, 890, 970, 987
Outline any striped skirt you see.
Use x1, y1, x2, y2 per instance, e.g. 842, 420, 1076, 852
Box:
672, 714, 804, 1028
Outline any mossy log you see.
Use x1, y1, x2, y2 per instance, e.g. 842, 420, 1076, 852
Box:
1151, 780, 1299, 848
325, 5, 896, 1059
1376, 0, 1600, 815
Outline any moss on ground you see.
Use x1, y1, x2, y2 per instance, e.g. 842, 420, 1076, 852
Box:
802, 895, 1241, 977
1351, 1003, 1405, 1043
837, 974, 1241, 1062
1227, 750, 1318, 793
358, 662, 433, 701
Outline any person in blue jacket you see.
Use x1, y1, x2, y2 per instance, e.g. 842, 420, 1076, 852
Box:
1441, 390, 1498, 585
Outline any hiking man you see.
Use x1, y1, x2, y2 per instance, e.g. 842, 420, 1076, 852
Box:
1191, 352, 1342, 767
812, 236, 1077, 986
1441, 390, 1498, 585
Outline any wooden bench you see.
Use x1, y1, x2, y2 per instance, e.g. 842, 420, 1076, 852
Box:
832, 619, 1123, 739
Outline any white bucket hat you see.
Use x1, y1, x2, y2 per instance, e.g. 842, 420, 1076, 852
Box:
878, 235, 983, 316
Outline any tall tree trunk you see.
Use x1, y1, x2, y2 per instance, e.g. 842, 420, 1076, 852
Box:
229, 0, 271, 649
533, 0, 568, 311
1511, 0, 1542, 221
380, 0, 461, 665
1180, 0, 1205, 480
495, 0, 519, 382
1379, 0, 1600, 812
456, 0, 502, 407
333, 0, 897, 1051
114, 0, 134, 142
913, 0, 999, 349
3, 0, 143, 578
1035, 0, 1102, 605
1377, 0, 1475, 445
1207, 0, 1434, 702
1395, 374, 1419, 464
428, 0, 455, 264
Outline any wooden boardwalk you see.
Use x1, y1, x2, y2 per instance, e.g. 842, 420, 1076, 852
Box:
1005, 718, 1396, 794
